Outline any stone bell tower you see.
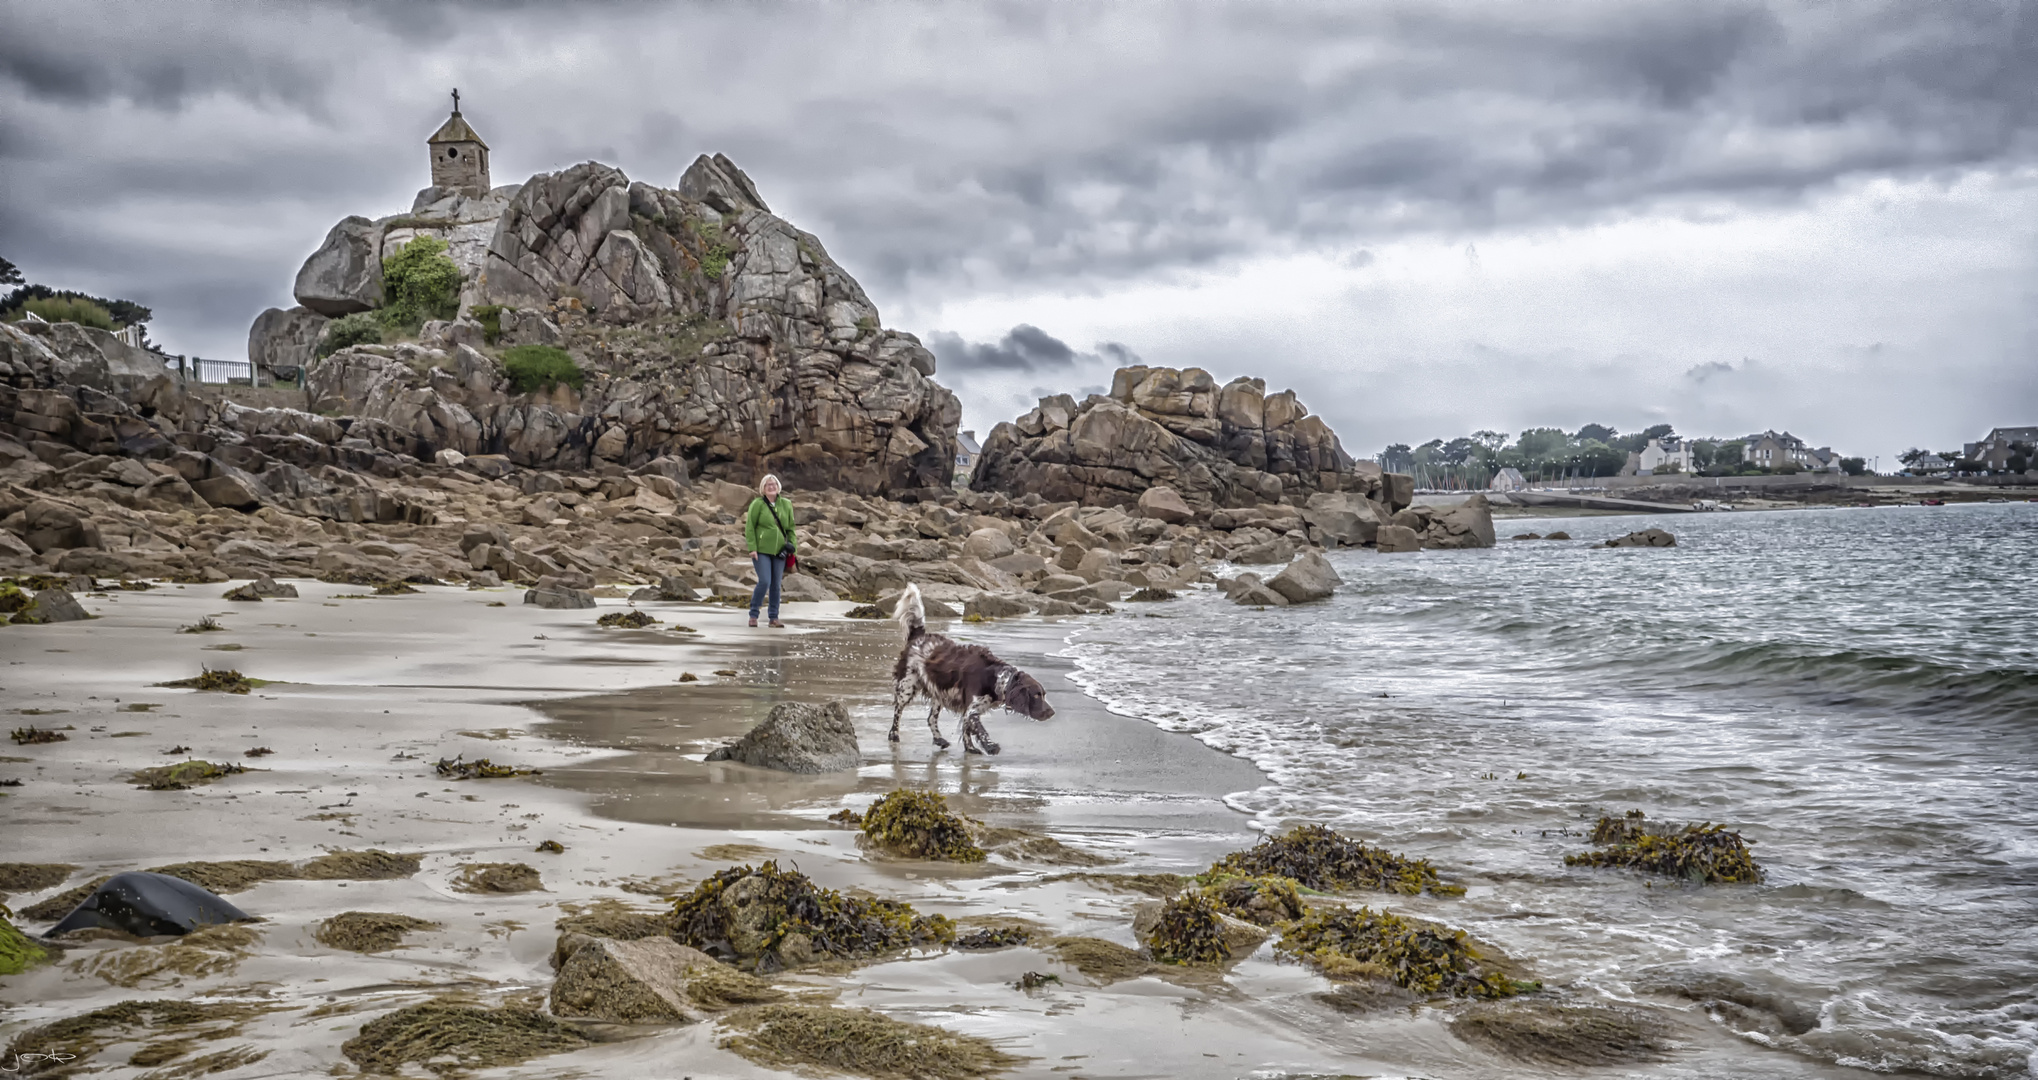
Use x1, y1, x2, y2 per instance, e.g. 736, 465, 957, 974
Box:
428, 89, 490, 196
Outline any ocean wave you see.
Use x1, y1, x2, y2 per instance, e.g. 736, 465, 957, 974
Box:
1649, 642, 2038, 726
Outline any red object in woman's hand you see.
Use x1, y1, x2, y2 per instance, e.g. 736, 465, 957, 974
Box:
785, 553, 798, 574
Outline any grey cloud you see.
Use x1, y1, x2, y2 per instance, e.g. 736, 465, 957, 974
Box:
928, 325, 1140, 374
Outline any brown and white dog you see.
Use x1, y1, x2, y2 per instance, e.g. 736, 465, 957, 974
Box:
889, 583, 1054, 754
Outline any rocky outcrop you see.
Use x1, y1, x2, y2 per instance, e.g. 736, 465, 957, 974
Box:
1392, 496, 1497, 550
1606, 528, 1676, 548
704, 700, 860, 773
1, 321, 173, 396
274, 155, 958, 495
972, 365, 1378, 511
1267, 551, 1341, 603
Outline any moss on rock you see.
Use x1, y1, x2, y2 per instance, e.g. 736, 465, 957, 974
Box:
0, 907, 51, 975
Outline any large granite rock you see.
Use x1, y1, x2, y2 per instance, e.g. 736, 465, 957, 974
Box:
1, 321, 172, 395
972, 365, 1382, 511
294, 215, 384, 316
551, 936, 746, 1023
247, 306, 328, 375
1267, 551, 1342, 603
282, 155, 959, 494
704, 700, 860, 773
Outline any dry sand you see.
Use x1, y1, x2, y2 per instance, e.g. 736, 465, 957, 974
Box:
0, 580, 1702, 1079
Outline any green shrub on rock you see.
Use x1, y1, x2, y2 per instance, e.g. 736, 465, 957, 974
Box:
316, 311, 383, 358
859, 789, 986, 862
502, 345, 584, 394
379, 234, 462, 330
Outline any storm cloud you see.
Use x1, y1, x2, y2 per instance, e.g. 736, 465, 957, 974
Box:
1, 0, 2034, 460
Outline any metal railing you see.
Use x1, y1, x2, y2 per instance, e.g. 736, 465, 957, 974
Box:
163, 355, 256, 385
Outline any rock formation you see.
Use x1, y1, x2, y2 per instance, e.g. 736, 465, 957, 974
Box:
703, 700, 861, 773
250, 154, 959, 496
972, 365, 1377, 510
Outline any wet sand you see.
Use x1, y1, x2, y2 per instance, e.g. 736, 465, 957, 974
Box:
0, 581, 1810, 1079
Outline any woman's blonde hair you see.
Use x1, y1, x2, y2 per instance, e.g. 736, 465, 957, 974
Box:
758, 473, 782, 495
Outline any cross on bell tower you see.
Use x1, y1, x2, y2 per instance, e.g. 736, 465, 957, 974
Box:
427, 91, 491, 197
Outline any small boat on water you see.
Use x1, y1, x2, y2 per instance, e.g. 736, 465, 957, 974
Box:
1921, 498, 1946, 506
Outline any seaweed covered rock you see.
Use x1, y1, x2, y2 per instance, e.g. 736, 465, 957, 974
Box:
1565, 810, 1761, 883
453, 862, 542, 893
1605, 528, 1676, 548
7, 588, 89, 624
0, 906, 51, 975
1133, 894, 1269, 965
1276, 905, 1530, 999
128, 759, 247, 790
596, 609, 658, 628
703, 700, 860, 774
1196, 874, 1306, 926
1448, 998, 1676, 1066
341, 1000, 590, 1076
858, 789, 986, 862
669, 861, 953, 973
551, 937, 782, 1023
718, 1003, 1021, 1079
1046, 936, 1155, 984
1210, 824, 1463, 896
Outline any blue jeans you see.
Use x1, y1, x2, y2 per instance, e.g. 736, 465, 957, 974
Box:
749, 552, 786, 620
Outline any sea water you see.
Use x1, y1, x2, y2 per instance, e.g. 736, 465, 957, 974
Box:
1064, 503, 2038, 1078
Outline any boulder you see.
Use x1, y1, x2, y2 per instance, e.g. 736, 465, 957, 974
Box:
1375, 524, 1421, 553
1221, 573, 1289, 607
1267, 552, 1342, 604
1136, 485, 1195, 524
21, 500, 93, 553
14, 588, 90, 624
1605, 528, 1677, 548
526, 580, 597, 609
703, 700, 860, 773
1232, 539, 1294, 565
192, 473, 267, 512
247, 306, 328, 375
1302, 491, 1389, 547
963, 591, 1033, 619
1423, 495, 1497, 550
294, 215, 384, 316
962, 527, 1016, 561
251, 575, 299, 598
778, 574, 838, 602
550, 937, 729, 1023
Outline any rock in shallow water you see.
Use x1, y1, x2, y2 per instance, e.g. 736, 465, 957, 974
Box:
704, 700, 860, 773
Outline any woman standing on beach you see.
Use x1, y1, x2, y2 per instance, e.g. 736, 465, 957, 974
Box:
744, 474, 796, 628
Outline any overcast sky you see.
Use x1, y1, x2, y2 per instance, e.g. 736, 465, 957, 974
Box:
4, 1, 2035, 464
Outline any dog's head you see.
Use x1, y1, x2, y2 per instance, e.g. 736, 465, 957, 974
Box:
1002, 671, 1055, 721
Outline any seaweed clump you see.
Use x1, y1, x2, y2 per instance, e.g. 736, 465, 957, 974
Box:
10, 725, 66, 744
341, 1000, 589, 1077
435, 755, 540, 779
1145, 893, 1232, 965
129, 760, 247, 790
1197, 873, 1305, 926
177, 616, 226, 633
2, 1000, 273, 1077
1046, 936, 1154, 984
317, 912, 440, 953
1210, 824, 1464, 896
858, 789, 986, 862
1276, 905, 1530, 999
718, 1003, 1020, 1080
1565, 810, 1762, 884
1448, 998, 1675, 1066
453, 863, 542, 894
0, 862, 75, 892
374, 580, 422, 595
844, 604, 885, 619
955, 926, 1032, 950
159, 669, 255, 694
1126, 587, 1177, 602
669, 861, 953, 973
596, 609, 658, 628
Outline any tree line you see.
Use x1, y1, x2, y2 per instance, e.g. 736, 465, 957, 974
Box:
1378, 424, 1867, 489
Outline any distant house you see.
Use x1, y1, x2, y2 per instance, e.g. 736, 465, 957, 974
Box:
1963, 426, 2038, 472
954, 429, 982, 485
1628, 437, 1694, 476
1489, 467, 1526, 492
1912, 453, 1951, 475
1743, 430, 1840, 473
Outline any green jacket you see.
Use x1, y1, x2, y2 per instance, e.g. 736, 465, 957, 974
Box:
744, 495, 796, 556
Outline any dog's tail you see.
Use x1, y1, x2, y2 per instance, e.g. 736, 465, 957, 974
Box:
895, 582, 925, 642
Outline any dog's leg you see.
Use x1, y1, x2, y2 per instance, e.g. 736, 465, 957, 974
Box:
961, 698, 1000, 756
925, 698, 949, 750
889, 678, 914, 744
